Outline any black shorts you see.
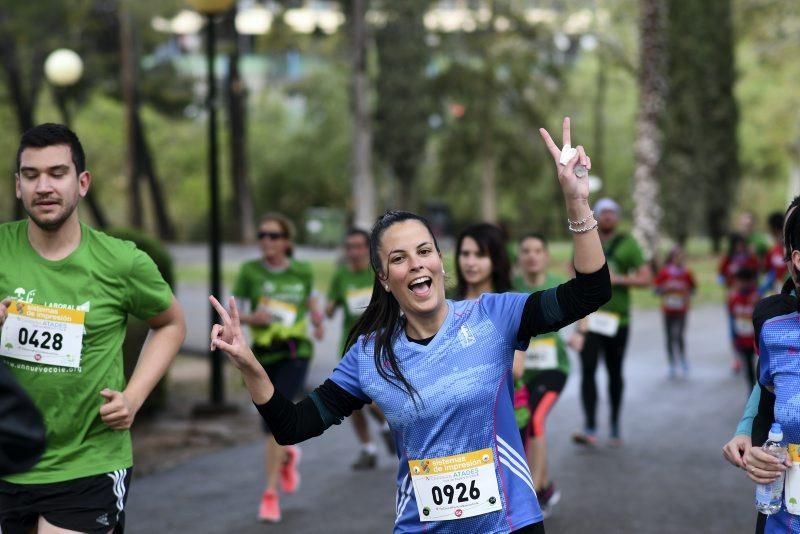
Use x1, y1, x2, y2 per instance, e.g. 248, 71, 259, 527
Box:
259, 357, 310, 433
0, 468, 132, 534
523, 371, 567, 438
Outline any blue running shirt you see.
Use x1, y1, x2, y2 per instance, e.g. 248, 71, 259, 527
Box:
759, 311, 800, 533
332, 293, 542, 533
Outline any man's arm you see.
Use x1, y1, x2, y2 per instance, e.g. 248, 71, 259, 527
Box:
100, 297, 186, 430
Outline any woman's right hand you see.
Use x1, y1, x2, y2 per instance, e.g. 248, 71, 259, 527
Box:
209, 296, 259, 372
744, 443, 791, 484
210, 296, 273, 403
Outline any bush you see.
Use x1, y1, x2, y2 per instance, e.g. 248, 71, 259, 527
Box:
107, 227, 175, 417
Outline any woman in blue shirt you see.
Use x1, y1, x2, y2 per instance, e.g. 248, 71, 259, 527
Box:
208, 118, 610, 533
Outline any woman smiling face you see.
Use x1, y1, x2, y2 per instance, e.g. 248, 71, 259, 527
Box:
378, 219, 447, 328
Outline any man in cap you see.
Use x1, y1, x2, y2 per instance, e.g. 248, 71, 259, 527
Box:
571, 198, 651, 447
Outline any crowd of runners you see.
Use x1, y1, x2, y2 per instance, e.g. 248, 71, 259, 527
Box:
0, 118, 796, 533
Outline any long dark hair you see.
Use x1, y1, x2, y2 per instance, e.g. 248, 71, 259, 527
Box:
343, 211, 441, 402
455, 223, 511, 298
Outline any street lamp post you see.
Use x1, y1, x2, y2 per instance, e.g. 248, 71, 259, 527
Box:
187, 0, 235, 412
43, 48, 109, 229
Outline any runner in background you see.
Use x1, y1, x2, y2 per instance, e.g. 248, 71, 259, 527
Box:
326, 228, 394, 470
572, 198, 651, 447
512, 233, 572, 517
653, 245, 696, 379
718, 233, 760, 374
232, 213, 324, 523
728, 267, 759, 389
761, 211, 787, 296
739, 211, 771, 266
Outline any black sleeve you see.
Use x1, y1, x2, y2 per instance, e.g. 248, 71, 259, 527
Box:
0, 362, 46, 476
255, 379, 366, 446
517, 263, 611, 344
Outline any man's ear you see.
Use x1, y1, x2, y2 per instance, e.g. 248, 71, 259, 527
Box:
78, 171, 91, 198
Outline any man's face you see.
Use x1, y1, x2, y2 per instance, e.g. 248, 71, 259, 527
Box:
16, 145, 88, 232
344, 234, 370, 269
597, 209, 619, 233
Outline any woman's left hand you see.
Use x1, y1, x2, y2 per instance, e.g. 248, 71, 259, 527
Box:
538, 117, 591, 202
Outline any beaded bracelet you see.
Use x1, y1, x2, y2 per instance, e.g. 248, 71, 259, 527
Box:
567, 210, 594, 227
568, 219, 599, 234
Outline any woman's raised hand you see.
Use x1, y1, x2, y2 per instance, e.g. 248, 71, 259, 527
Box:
538, 117, 591, 202
209, 296, 258, 371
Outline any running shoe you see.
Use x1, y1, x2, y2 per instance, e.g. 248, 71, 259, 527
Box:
537, 482, 561, 519
351, 449, 378, 470
258, 489, 281, 522
572, 431, 597, 446
280, 445, 301, 494
381, 428, 397, 455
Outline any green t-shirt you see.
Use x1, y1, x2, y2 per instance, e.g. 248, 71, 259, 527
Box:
513, 272, 570, 379
326, 265, 373, 356
0, 221, 173, 484
602, 233, 645, 326
232, 259, 314, 364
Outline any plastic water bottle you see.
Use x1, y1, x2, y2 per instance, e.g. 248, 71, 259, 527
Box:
756, 423, 787, 515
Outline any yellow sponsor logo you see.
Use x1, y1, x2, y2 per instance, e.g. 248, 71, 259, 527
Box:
408, 448, 494, 476
7, 300, 85, 324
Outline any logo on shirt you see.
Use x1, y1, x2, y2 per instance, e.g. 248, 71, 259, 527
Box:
12, 287, 35, 303
8, 288, 91, 313
95, 513, 110, 526
458, 325, 476, 348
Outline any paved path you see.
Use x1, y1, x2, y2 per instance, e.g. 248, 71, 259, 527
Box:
127, 304, 760, 533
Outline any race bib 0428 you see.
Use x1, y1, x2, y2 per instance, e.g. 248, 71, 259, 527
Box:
408, 448, 502, 522
0, 300, 85, 368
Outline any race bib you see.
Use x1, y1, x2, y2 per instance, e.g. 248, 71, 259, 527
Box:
408, 448, 502, 522
586, 311, 620, 337
734, 316, 754, 337
260, 298, 298, 328
345, 287, 371, 317
664, 293, 686, 311
0, 300, 85, 368
524, 338, 558, 370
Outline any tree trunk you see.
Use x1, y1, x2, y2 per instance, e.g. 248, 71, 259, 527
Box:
0, 12, 38, 220
137, 114, 176, 240
632, 0, 667, 261
350, 0, 376, 230
119, 2, 143, 229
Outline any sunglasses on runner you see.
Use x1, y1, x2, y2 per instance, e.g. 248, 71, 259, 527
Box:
258, 231, 288, 240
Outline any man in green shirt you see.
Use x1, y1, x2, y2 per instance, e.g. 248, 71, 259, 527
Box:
572, 198, 651, 447
325, 228, 393, 469
0, 124, 185, 534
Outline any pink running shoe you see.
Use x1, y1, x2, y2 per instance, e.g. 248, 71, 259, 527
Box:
280, 445, 302, 494
258, 489, 281, 522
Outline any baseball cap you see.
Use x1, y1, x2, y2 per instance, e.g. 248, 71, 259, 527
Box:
593, 198, 621, 215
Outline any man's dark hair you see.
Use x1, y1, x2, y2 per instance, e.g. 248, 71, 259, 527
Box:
16, 123, 86, 175
345, 227, 371, 247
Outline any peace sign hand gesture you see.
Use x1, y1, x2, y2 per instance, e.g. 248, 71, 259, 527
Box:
209, 296, 257, 371
209, 296, 273, 403
538, 117, 591, 203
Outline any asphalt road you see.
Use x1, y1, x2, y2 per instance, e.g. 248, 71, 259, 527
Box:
126, 300, 760, 534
